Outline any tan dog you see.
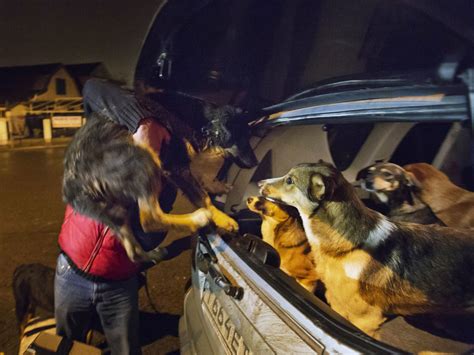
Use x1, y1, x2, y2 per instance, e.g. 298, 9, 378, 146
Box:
259, 161, 474, 337
404, 163, 474, 229
247, 196, 318, 292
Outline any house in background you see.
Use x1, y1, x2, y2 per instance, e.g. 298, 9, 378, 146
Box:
0, 62, 109, 138
65, 62, 111, 90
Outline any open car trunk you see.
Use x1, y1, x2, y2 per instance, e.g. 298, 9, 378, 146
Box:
181, 226, 474, 354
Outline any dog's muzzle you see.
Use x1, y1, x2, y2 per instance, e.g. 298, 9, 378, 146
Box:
257, 180, 288, 206
362, 180, 374, 191
262, 195, 288, 206
227, 144, 258, 169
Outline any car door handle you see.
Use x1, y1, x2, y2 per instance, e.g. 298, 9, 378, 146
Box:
208, 262, 243, 300
197, 233, 244, 300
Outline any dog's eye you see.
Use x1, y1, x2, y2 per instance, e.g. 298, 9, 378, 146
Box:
382, 171, 393, 178
285, 177, 293, 185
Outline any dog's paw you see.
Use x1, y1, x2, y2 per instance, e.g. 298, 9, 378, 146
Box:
191, 208, 213, 228
210, 207, 239, 232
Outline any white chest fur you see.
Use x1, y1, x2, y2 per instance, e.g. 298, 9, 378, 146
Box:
299, 214, 320, 247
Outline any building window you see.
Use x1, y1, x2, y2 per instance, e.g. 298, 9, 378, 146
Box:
56, 78, 66, 95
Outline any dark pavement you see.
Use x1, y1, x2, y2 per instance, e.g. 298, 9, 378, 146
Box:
0, 146, 191, 354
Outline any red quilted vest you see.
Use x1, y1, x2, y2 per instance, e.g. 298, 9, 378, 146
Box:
59, 205, 139, 280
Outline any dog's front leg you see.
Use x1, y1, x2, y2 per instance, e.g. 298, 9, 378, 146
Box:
350, 310, 386, 339
168, 168, 239, 232
139, 196, 212, 234
203, 196, 239, 232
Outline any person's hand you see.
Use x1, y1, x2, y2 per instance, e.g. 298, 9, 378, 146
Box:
147, 246, 169, 264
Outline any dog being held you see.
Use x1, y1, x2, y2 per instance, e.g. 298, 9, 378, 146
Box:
259, 161, 474, 337
247, 196, 318, 292
63, 97, 258, 263
356, 162, 443, 225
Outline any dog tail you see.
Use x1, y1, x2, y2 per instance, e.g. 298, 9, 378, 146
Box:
13, 264, 33, 332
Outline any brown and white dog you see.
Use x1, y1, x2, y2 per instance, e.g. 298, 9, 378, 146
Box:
356, 162, 443, 225
247, 196, 318, 292
404, 162, 474, 229
259, 161, 474, 337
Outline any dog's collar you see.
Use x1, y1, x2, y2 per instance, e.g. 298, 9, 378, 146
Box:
262, 196, 289, 206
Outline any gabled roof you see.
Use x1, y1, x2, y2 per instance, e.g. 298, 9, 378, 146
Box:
65, 62, 109, 89
65, 62, 103, 78
0, 63, 63, 105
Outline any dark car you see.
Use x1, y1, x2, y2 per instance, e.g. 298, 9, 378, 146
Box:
134, 0, 474, 353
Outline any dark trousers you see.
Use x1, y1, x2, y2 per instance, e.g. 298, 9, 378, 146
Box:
54, 254, 141, 355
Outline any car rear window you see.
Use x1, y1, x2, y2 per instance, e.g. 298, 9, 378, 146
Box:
390, 122, 452, 166
326, 123, 374, 171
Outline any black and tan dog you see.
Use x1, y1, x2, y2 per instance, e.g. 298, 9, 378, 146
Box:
356, 162, 443, 225
259, 161, 474, 337
63, 95, 257, 263
13, 264, 55, 335
247, 196, 318, 292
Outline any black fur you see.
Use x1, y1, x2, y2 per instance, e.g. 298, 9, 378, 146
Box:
63, 114, 162, 229
140, 91, 258, 168
13, 264, 55, 330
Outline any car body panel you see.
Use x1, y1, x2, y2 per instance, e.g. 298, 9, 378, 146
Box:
183, 233, 404, 354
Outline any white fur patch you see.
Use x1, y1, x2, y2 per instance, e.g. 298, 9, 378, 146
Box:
375, 192, 388, 203
300, 214, 320, 246
192, 209, 212, 227
365, 216, 395, 248
343, 261, 365, 280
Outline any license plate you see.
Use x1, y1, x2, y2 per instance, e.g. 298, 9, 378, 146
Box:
202, 288, 253, 355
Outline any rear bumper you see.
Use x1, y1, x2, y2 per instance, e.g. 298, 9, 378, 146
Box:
179, 287, 213, 355
178, 311, 193, 355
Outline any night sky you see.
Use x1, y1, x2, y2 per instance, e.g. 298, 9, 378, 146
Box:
0, 0, 164, 85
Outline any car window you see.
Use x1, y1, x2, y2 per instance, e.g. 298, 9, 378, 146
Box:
390, 122, 452, 166
250, 150, 272, 183
326, 123, 374, 171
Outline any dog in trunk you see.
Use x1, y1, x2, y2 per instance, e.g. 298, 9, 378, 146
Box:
259, 161, 474, 337
356, 162, 443, 225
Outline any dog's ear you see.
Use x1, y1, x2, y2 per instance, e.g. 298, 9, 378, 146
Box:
405, 171, 422, 189
309, 174, 326, 201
